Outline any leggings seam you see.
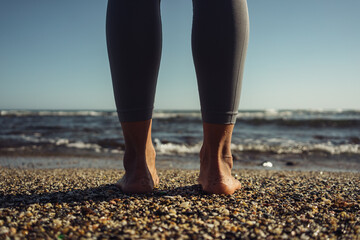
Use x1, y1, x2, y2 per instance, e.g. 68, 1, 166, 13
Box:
231, 15, 249, 116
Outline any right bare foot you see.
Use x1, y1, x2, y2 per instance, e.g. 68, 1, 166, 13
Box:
116, 119, 159, 194
198, 122, 241, 195
116, 146, 159, 193
198, 147, 241, 195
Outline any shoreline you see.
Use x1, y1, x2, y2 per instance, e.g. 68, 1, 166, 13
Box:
1, 155, 360, 173
1, 168, 359, 239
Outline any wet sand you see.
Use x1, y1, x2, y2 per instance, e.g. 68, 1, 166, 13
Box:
2, 155, 360, 172
0, 168, 359, 239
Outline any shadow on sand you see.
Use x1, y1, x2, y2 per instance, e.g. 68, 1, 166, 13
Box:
0, 184, 206, 208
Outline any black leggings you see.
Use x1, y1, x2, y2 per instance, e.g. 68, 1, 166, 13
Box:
106, 0, 249, 124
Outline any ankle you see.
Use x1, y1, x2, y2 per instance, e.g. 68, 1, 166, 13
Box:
200, 144, 233, 164
123, 145, 156, 171
121, 119, 155, 158
201, 142, 232, 156
124, 143, 155, 158
200, 144, 234, 180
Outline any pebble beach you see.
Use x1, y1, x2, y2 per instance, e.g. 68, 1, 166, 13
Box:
0, 168, 359, 239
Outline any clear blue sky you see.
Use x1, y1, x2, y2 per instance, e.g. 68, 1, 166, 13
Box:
0, 0, 359, 110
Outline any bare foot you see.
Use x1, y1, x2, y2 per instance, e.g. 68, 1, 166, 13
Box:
198, 147, 241, 195
116, 119, 159, 194
116, 146, 159, 193
198, 123, 241, 195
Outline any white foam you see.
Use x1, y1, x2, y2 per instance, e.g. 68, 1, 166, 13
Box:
237, 110, 293, 119
153, 137, 360, 156
20, 134, 41, 143
153, 112, 201, 119
154, 138, 201, 155
67, 141, 102, 151
54, 138, 69, 145
230, 142, 360, 155
51, 138, 102, 151
310, 143, 359, 155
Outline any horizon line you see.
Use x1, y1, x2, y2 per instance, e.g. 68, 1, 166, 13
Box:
1, 108, 359, 112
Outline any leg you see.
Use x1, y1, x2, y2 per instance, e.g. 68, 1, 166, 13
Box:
192, 0, 249, 194
106, 0, 162, 193
106, 0, 162, 122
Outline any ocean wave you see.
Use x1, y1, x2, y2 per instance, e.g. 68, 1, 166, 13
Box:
2, 137, 359, 156
2, 109, 360, 119
51, 138, 102, 152
154, 117, 360, 128
0, 110, 201, 118
238, 118, 360, 128
154, 138, 201, 154
152, 139, 360, 156
237, 109, 294, 119
0, 110, 117, 117
231, 142, 360, 155
153, 109, 360, 120
0, 136, 104, 153
153, 111, 201, 119
237, 109, 360, 119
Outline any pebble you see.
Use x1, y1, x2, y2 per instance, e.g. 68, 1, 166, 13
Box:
0, 168, 359, 239
262, 161, 273, 167
180, 202, 190, 208
0, 227, 9, 235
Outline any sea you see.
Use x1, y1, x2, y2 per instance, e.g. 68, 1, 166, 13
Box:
1, 109, 359, 171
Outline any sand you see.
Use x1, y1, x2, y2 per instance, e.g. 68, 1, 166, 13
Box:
0, 168, 359, 239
